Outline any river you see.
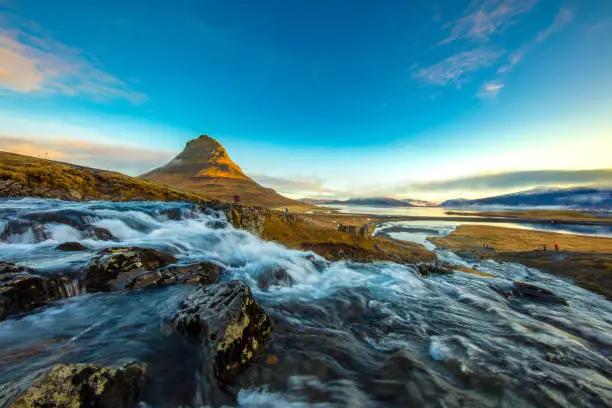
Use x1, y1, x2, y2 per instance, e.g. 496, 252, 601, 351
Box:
1, 198, 611, 407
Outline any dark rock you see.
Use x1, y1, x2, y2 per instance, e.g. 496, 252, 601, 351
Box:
0, 262, 62, 321
206, 219, 227, 230
125, 262, 222, 290
165, 262, 222, 286
174, 280, 273, 386
257, 265, 295, 290
511, 282, 568, 305
84, 226, 116, 241
84, 247, 176, 292
56, 242, 90, 252
10, 363, 145, 408
416, 262, 454, 276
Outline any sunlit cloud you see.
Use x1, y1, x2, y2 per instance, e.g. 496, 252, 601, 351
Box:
0, 16, 145, 103
413, 48, 505, 86
477, 81, 504, 98
439, 0, 538, 45
0, 135, 174, 175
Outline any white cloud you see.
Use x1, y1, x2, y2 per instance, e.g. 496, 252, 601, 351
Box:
477, 81, 504, 98
251, 174, 339, 198
0, 18, 145, 103
439, 0, 538, 45
413, 48, 505, 86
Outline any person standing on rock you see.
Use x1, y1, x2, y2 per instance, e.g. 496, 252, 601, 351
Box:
554, 243, 559, 252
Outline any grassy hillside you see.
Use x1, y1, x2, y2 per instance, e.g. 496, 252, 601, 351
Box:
0, 151, 206, 202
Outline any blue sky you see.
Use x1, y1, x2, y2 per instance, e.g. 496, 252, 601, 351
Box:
1, 0, 611, 200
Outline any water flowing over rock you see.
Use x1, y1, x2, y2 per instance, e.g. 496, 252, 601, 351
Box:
511, 281, 569, 305
10, 363, 145, 408
256, 265, 295, 290
0, 262, 62, 321
174, 280, 273, 386
84, 247, 177, 292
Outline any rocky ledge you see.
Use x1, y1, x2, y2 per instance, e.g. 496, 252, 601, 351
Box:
174, 280, 273, 386
10, 363, 145, 408
0, 262, 65, 321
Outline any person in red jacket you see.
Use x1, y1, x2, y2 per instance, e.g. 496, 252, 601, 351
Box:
554, 243, 559, 252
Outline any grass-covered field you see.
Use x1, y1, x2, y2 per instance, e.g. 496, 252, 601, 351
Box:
432, 225, 612, 298
446, 209, 610, 221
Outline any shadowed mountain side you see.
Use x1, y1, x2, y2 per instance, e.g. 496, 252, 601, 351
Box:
140, 135, 303, 208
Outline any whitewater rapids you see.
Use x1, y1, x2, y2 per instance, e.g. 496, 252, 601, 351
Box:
0, 198, 611, 407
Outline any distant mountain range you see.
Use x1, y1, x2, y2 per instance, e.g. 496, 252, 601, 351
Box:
299, 197, 436, 207
441, 188, 612, 208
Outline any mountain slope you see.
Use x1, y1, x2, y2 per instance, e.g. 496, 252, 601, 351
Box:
0, 151, 205, 202
140, 135, 301, 208
441, 187, 612, 208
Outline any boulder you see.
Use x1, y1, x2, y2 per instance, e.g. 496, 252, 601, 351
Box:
56, 242, 90, 252
10, 363, 145, 408
84, 247, 176, 292
416, 262, 454, 276
223, 205, 268, 237
174, 280, 273, 386
0, 262, 62, 321
125, 262, 222, 290
511, 282, 568, 306
257, 265, 295, 290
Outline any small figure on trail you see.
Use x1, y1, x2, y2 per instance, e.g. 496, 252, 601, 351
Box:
542, 244, 547, 252
285, 207, 289, 213
233, 193, 241, 204
554, 243, 559, 252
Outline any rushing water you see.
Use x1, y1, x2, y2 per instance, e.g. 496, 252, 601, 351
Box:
1, 198, 612, 408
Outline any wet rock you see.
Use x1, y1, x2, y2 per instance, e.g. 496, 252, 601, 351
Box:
90, 227, 116, 241
206, 219, 227, 230
84, 247, 176, 292
0, 262, 62, 321
511, 282, 568, 306
174, 280, 273, 386
223, 205, 268, 237
125, 262, 222, 290
416, 262, 454, 276
10, 363, 145, 408
56, 242, 90, 252
257, 265, 295, 290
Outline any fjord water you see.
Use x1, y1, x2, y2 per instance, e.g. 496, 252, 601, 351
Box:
1, 199, 611, 407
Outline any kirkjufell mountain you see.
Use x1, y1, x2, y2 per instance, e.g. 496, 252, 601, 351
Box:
140, 135, 299, 207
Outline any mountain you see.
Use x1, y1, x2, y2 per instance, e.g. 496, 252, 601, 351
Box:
140, 135, 301, 208
441, 188, 612, 208
300, 197, 421, 207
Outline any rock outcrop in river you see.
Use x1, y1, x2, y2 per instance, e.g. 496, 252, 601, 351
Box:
174, 280, 273, 386
10, 363, 145, 408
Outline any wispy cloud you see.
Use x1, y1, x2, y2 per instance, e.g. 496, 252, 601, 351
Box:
0, 135, 173, 175
0, 16, 145, 103
477, 81, 504, 98
439, 0, 538, 45
497, 7, 573, 74
251, 174, 339, 198
413, 48, 505, 86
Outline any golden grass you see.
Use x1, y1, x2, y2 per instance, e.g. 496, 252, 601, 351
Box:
432, 224, 612, 253
263, 211, 434, 264
0, 151, 205, 202
432, 225, 612, 298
